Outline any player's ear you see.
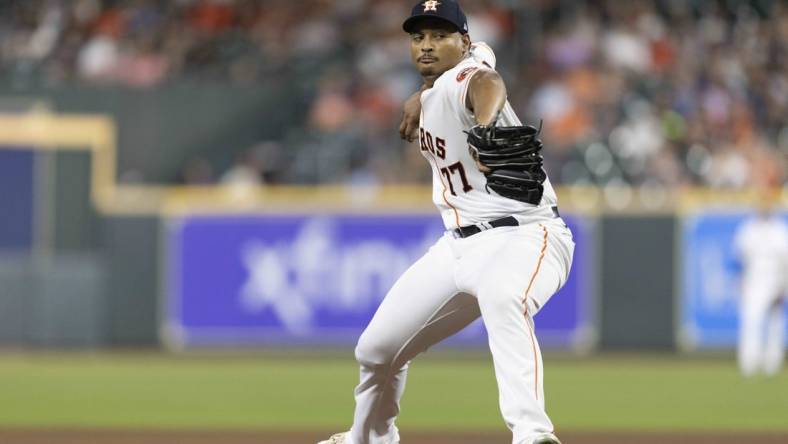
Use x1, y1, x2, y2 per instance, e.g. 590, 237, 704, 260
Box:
462, 34, 471, 53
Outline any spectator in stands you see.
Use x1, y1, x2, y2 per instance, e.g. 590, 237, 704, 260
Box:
0, 0, 784, 188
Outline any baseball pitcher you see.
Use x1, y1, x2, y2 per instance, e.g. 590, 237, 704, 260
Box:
319, 2, 574, 443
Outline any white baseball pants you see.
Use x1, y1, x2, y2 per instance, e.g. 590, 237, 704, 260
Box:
738, 280, 786, 377
348, 218, 574, 444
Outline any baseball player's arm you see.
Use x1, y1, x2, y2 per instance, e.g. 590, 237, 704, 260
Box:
466, 70, 507, 173
466, 70, 506, 126
730, 225, 748, 275
401, 45, 494, 142
399, 86, 427, 143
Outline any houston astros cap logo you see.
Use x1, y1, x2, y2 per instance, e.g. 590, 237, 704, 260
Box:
423, 1, 440, 12
404, 0, 467, 34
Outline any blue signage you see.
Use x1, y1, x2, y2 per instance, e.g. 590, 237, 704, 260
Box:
0, 149, 34, 251
165, 213, 593, 349
681, 211, 788, 349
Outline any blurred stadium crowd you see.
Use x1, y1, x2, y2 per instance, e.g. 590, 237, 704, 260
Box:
1, 0, 786, 188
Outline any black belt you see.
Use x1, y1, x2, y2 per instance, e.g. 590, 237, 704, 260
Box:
453, 206, 560, 239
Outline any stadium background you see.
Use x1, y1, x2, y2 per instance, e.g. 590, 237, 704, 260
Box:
0, 0, 787, 443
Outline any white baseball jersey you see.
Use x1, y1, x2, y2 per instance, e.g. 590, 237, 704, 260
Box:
419, 45, 558, 229
734, 215, 788, 297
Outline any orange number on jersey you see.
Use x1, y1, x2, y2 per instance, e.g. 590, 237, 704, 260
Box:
440, 162, 473, 196
449, 162, 473, 192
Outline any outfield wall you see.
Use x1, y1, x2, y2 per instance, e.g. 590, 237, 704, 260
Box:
4, 184, 783, 352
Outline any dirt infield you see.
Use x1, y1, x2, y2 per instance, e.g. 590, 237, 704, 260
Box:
1, 430, 788, 444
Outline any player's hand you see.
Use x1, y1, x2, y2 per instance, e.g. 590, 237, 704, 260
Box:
467, 124, 494, 173
469, 146, 492, 174
399, 90, 423, 143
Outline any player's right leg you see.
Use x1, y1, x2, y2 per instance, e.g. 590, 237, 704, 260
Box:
467, 220, 573, 444
763, 297, 785, 376
738, 287, 766, 377
346, 235, 481, 444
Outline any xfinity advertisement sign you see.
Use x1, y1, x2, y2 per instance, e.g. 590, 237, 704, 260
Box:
164, 214, 591, 350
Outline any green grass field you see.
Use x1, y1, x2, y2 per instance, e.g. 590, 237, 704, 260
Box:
0, 353, 786, 432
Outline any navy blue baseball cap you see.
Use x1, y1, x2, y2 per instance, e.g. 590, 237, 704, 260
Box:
403, 0, 469, 34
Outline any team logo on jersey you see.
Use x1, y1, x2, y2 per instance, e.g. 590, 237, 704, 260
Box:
456, 67, 478, 82
423, 1, 440, 12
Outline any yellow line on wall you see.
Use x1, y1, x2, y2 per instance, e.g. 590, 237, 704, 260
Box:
0, 113, 118, 213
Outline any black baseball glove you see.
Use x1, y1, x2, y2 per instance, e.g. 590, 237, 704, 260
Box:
466, 123, 547, 205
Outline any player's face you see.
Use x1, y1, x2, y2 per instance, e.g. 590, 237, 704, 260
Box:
409, 20, 470, 79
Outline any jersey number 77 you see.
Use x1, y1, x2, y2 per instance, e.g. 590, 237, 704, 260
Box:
421, 128, 473, 196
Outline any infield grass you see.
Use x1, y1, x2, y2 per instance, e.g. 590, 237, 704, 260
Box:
0, 353, 785, 432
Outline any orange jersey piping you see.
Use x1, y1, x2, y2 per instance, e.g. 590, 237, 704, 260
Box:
522, 224, 549, 400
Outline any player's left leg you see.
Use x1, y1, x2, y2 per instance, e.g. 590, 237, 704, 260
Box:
736, 283, 763, 378
763, 297, 786, 376
461, 219, 574, 444
738, 286, 768, 377
347, 235, 481, 444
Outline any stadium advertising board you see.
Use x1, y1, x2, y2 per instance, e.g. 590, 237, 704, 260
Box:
681, 211, 788, 350
165, 213, 593, 350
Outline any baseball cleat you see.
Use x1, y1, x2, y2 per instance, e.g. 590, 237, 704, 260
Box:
317, 432, 348, 444
533, 433, 562, 444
